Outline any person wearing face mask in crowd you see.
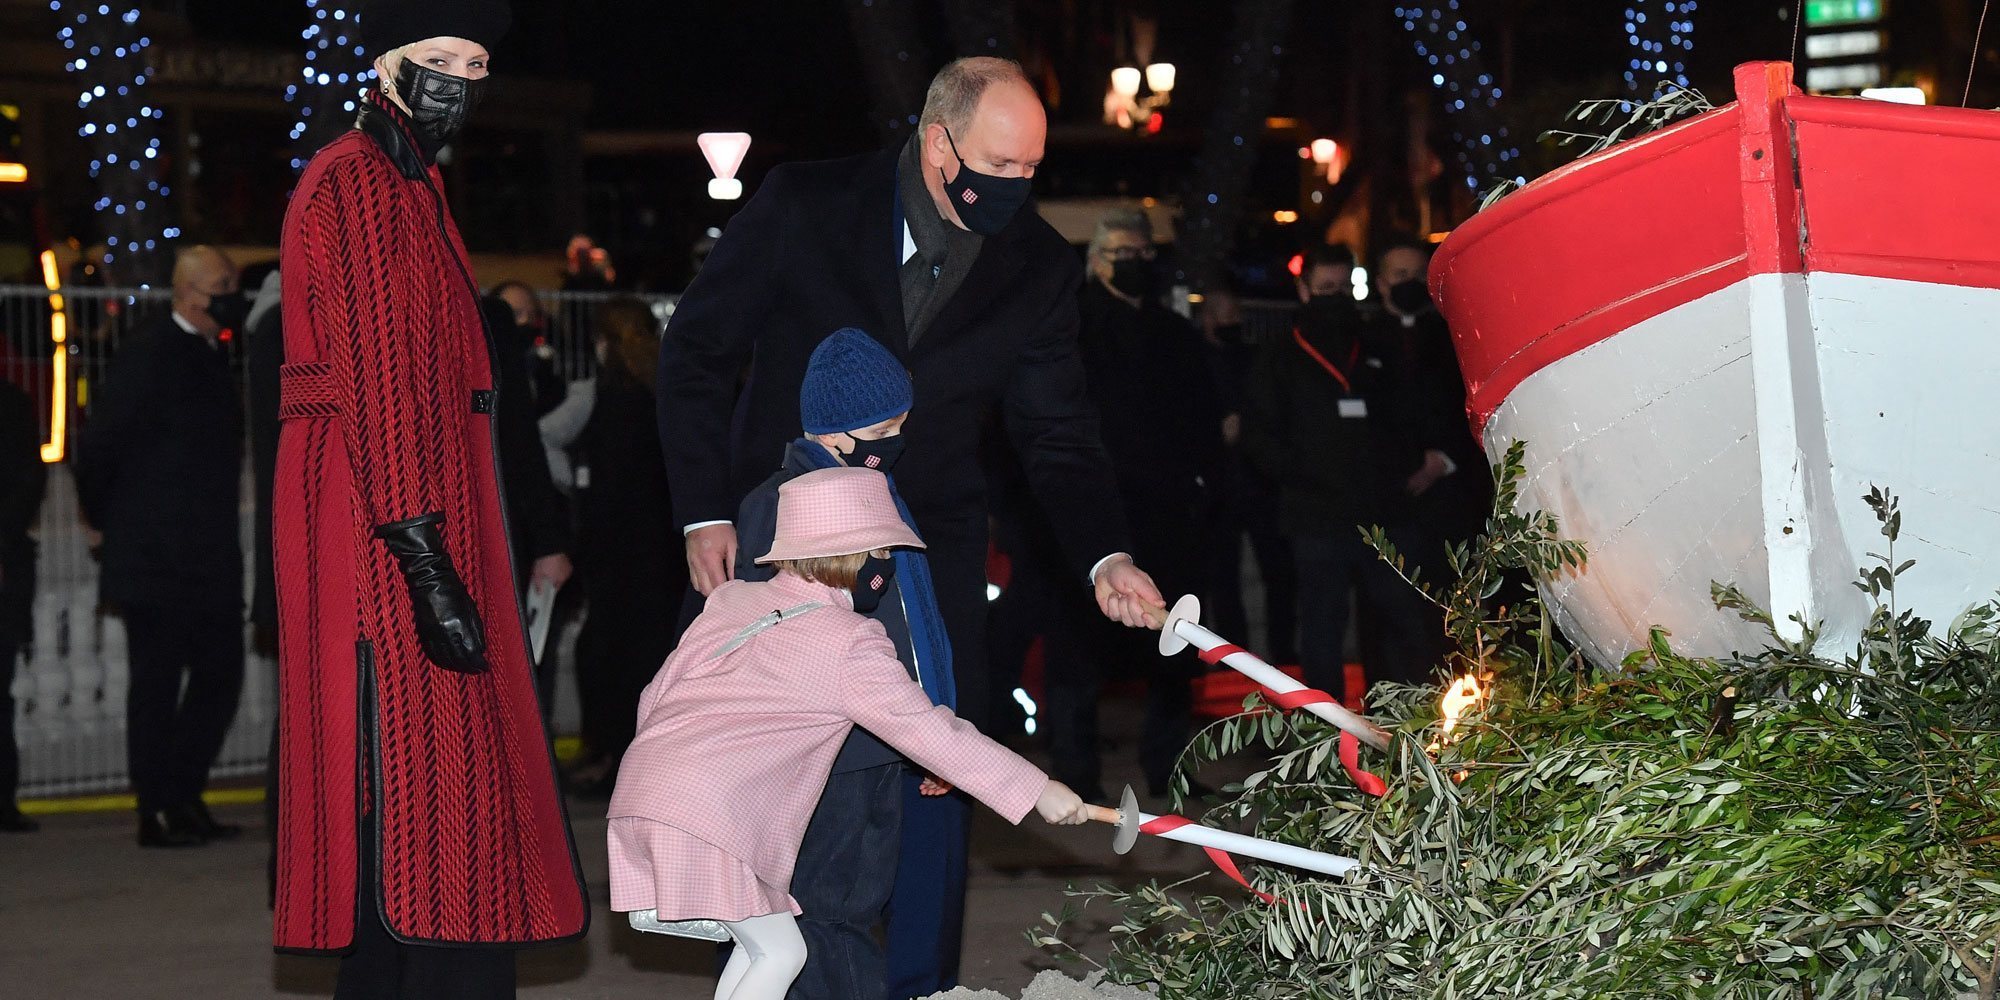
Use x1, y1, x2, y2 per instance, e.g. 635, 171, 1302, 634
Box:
659, 57, 1165, 996
76, 244, 249, 851
1197, 284, 1299, 667
1241, 242, 1442, 698
490, 279, 569, 420
476, 292, 575, 731
273, 2, 587, 996
1369, 239, 1488, 562
727, 328, 962, 1000
563, 299, 686, 797
1030, 206, 1220, 802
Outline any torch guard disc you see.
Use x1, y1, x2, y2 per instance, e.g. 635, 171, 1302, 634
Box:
1112, 785, 1142, 855
1157, 594, 1202, 656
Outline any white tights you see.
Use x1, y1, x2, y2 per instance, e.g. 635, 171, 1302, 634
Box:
714, 912, 807, 1000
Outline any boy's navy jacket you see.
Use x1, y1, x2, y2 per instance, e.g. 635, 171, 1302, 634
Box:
737, 441, 917, 773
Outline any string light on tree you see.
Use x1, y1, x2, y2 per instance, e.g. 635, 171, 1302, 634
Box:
1625, 0, 1697, 100
287, 1, 375, 172
54, 0, 175, 284
1393, 2, 1524, 195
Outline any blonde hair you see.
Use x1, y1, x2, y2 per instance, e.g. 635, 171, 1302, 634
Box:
373, 44, 414, 87
774, 552, 869, 592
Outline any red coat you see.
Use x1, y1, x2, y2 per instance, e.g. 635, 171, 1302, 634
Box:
272, 93, 588, 953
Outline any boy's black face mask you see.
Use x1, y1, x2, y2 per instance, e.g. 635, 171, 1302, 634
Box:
843, 434, 905, 473
851, 554, 899, 614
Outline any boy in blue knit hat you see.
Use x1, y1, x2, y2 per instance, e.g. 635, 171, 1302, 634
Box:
731, 327, 965, 1000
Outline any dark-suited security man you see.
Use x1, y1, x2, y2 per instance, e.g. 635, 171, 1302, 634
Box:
659, 56, 1165, 1000
78, 245, 247, 848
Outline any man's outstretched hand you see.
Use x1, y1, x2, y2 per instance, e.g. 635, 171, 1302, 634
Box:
686, 523, 739, 597
1094, 554, 1165, 629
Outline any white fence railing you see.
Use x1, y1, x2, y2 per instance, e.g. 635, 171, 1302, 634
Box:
3, 284, 666, 799
6, 280, 1280, 799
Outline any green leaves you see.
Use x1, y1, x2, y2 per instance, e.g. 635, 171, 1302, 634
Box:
1041, 473, 2000, 999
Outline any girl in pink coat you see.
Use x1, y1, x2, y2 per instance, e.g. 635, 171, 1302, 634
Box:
607, 466, 1090, 1000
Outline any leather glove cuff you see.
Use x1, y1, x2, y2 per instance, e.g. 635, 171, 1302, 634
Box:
372, 512, 488, 674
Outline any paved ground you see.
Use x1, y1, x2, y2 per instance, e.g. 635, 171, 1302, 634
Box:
2, 697, 1245, 999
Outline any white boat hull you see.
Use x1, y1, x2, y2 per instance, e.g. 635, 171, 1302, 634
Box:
1488, 272, 2000, 665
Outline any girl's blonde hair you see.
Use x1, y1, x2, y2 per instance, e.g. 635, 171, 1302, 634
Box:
774, 552, 869, 591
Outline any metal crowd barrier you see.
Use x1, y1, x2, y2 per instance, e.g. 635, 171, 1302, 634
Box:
5, 280, 1271, 800
2, 283, 668, 800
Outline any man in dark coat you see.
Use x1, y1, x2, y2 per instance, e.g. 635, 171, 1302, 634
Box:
480, 296, 573, 721
1041, 206, 1220, 800
77, 244, 248, 849
569, 298, 684, 792
658, 56, 1165, 998
0, 376, 46, 833
1369, 239, 1488, 553
243, 263, 285, 895
1242, 244, 1438, 696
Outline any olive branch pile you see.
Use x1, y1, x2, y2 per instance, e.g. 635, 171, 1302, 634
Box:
1036, 444, 2000, 999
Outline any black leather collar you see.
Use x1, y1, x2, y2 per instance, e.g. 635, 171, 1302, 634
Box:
355, 90, 431, 180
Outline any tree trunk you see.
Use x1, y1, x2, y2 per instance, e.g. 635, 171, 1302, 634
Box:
1175, 0, 1299, 292
845, 0, 936, 146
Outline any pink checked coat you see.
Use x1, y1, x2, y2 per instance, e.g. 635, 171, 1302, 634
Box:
606, 572, 1048, 918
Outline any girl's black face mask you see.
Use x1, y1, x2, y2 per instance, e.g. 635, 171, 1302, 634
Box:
851, 554, 899, 614
395, 59, 489, 158
939, 127, 1033, 236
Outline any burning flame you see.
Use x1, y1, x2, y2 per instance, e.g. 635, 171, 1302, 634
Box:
1427, 672, 1489, 754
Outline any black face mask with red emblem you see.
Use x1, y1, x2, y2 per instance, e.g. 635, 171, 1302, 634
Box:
850, 554, 900, 614
940, 127, 1032, 236
843, 434, 906, 473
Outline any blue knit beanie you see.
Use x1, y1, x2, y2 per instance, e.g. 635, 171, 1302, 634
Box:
799, 328, 912, 435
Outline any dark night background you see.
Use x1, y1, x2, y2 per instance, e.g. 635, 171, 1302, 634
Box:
180, 0, 1809, 155
5, 0, 1992, 290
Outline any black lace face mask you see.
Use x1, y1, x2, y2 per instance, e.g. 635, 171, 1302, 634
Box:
394, 59, 489, 158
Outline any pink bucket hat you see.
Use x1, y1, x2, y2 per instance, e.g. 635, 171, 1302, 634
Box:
756, 467, 927, 564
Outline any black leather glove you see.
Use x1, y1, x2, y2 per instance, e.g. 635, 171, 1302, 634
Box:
372, 513, 488, 674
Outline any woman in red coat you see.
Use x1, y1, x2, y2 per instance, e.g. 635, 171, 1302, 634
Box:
273, 2, 586, 996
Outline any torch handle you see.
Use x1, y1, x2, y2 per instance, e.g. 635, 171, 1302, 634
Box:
1148, 819, 1363, 879
1085, 804, 1123, 826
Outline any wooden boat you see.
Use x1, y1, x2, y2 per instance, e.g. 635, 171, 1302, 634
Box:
1430, 62, 2000, 667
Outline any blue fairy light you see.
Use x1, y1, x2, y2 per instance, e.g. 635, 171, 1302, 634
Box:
54, 0, 173, 276
288, 1, 371, 173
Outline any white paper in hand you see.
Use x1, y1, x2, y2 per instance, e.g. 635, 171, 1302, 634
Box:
525, 577, 558, 664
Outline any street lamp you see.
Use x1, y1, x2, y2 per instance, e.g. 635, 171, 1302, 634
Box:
1111, 66, 1143, 99
1106, 62, 1176, 131
698, 131, 752, 201
1310, 138, 1343, 184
